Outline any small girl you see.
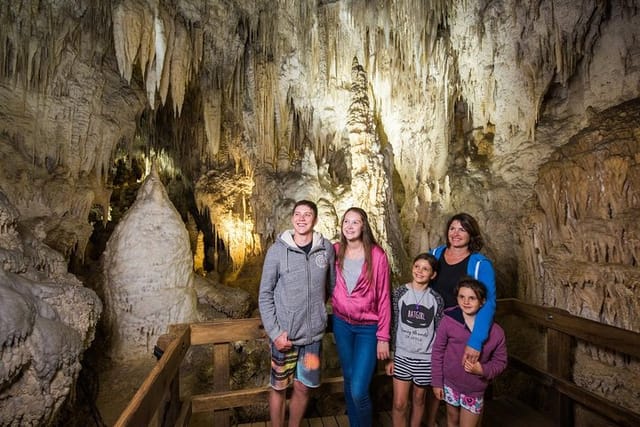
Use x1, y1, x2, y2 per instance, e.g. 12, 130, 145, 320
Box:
431, 277, 508, 427
386, 253, 444, 427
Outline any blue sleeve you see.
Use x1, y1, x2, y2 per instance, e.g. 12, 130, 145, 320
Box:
467, 257, 496, 351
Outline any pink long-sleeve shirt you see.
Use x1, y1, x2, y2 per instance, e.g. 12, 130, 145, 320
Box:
331, 243, 392, 341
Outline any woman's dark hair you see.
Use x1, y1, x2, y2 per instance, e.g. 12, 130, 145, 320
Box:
292, 199, 318, 219
454, 276, 487, 303
445, 212, 484, 252
337, 207, 378, 283
413, 252, 438, 272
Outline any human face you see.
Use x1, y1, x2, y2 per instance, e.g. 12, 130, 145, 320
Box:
291, 205, 316, 236
457, 286, 483, 316
342, 211, 364, 242
412, 259, 436, 286
447, 220, 471, 249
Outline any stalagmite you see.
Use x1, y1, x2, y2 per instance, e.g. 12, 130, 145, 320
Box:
103, 166, 197, 360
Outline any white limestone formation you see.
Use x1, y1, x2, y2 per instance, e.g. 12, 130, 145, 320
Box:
0, 190, 102, 426
103, 167, 197, 361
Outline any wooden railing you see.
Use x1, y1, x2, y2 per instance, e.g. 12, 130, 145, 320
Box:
495, 299, 640, 426
115, 298, 640, 427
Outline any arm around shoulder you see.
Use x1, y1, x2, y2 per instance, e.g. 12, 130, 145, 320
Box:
467, 257, 497, 350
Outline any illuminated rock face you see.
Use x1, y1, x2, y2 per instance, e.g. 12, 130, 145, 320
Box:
520, 99, 640, 413
103, 168, 197, 360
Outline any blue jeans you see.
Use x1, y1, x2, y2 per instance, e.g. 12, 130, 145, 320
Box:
333, 315, 378, 427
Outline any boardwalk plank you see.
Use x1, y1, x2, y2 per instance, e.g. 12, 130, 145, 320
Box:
321, 415, 339, 427
307, 416, 324, 427
334, 414, 350, 427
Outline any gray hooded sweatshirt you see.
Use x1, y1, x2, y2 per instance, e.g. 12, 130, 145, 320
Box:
258, 230, 336, 345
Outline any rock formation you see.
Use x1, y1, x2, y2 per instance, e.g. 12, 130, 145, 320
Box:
103, 167, 197, 361
0, 190, 102, 425
520, 98, 640, 413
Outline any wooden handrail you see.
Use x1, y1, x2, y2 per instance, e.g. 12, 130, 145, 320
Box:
115, 298, 640, 427
497, 298, 640, 358
114, 325, 190, 427
509, 356, 640, 427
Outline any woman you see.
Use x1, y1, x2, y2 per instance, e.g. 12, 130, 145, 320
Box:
429, 212, 496, 363
332, 207, 391, 427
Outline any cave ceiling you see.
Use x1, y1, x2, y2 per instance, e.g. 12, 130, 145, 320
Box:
1, 0, 639, 283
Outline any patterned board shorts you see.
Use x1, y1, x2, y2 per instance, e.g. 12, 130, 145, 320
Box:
270, 340, 322, 390
392, 354, 432, 387
443, 384, 484, 414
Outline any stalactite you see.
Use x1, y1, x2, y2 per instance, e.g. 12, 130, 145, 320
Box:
111, 1, 204, 115
202, 87, 222, 159
170, 23, 191, 116
112, 2, 140, 83
158, 8, 174, 107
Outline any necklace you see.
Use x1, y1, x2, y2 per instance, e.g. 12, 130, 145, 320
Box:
410, 285, 428, 309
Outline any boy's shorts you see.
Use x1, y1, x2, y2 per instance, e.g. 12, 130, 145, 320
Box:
392, 354, 432, 387
443, 384, 484, 414
270, 340, 322, 390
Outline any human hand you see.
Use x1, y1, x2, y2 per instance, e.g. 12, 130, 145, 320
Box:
464, 359, 483, 375
377, 341, 390, 360
463, 345, 480, 365
385, 360, 394, 376
433, 387, 444, 400
274, 332, 292, 352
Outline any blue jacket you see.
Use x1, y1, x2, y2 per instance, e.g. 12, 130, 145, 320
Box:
430, 245, 496, 351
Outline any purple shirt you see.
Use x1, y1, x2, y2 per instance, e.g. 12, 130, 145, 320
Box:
431, 307, 508, 397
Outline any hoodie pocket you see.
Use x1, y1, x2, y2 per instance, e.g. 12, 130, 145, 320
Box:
286, 309, 304, 341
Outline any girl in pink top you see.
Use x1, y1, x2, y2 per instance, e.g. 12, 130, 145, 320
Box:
331, 207, 391, 427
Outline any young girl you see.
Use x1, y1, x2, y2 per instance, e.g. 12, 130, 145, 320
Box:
332, 207, 391, 427
431, 277, 507, 427
386, 253, 444, 427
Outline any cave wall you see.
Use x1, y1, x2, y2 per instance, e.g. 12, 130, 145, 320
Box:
0, 0, 640, 423
520, 98, 640, 414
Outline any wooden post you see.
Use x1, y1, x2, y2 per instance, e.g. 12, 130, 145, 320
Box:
160, 375, 181, 427
213, 342, 232, 427
547, 328, 573, 426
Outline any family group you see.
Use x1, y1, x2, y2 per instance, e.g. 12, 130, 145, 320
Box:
258, 200, 508, 427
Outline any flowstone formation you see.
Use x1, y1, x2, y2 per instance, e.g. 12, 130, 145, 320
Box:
0, 190, 102, 426
102, 167, 197, 361
520, 98, 640, 414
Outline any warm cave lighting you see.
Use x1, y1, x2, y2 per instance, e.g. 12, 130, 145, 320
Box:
194, 231, 205, 275
218, 214, 260, 272
141, 149, 179, 182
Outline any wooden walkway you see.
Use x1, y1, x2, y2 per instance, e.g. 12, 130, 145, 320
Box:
238, 411, 392, 426
236, 397, 556, 427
